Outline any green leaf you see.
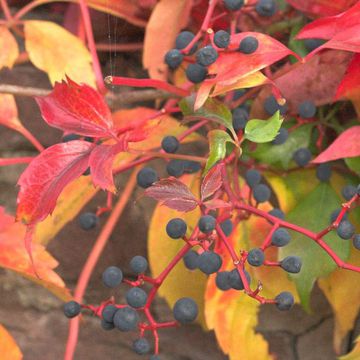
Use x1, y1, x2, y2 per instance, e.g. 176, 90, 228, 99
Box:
245, 124, 313, 169
244, 111, 283, 143
205, 130, 235, 173
280, 183, 350, 311
345, 157, 360, 174
179, 96, 237, 139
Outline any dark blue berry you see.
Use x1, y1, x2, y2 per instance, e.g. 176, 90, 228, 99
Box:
62, 133, 80, 142
82, 167, 90, 176
215, 271, 231, 291
253, 183, 271, 203
272, 128, 288, 145
164, 49, 184, 69
229, 268, 251, 290
239, 36, 259, 54
256, 0, 277, 16
102, 305, 117, 323
269, 208, 285, 220
214, 30, 230, 48
166, 159, 185, 177
293, 148, 312, 167
337, 220, 355, 240
233, 89, 246, 100
275, 291, 294, 311
102, 266, 123, 288
298, 100, 316, 119
264, 95, 288, 115
183, 160, 201, 174
64, 301, 81, 318
224, 0, 244, 11
232, 107, 249, 131
101, 319, 115, 330
220, 219, 233, 236
196, 46, 218, 66
342, 185, 357, 200
186, 63, 208, 83
113, 306, 139, 332
304, 38, 325, 52
198, 215, 216, 233
198, 251, 222, 274
353, 234, 360, 250
183, 250, 199, 270
130, 256, 148, 274
245, 169, 261, 188
330, 208, 348, 223
137, 167, 158, 188
316, 163, 332, 182
126, 287, 148, 308
271, 228, 291, 247
247, 248, 265, 267
280, 256, 302, 273
175, 31, 197, 54
78, 212, 99, 231
161, 136, 179, 153
173, 297, 198, 324
166, 218, 187, 239
133, 338, 150, 355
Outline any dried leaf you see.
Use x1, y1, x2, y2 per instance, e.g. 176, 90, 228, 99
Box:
145, 178, 199, 212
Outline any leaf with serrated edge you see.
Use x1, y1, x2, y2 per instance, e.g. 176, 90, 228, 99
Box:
201, 163, 223, 201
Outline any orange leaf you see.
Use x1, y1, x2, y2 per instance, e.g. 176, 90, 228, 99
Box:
143, 0, 192, 80
0, 26, 18, 70
0, 94, 22, 131
0, 324, 22, 360
340, 336, 360, 359
0, 207, 71, 301
24, 20, 96, 86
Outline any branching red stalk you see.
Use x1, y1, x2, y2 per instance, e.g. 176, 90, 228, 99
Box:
0, 157, 34, 166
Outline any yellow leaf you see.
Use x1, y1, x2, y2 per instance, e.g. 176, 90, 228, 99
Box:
340, 336, 360, 360
143, 0, 192, 80
24, 20, 96, 86
0, 26, 18, 70
0, 324, 22, 360
148, 173, 208, 327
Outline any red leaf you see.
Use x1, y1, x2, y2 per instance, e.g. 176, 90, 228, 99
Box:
312, 126, 360, 163
145, 178, 199, 212
203, 199, 231, 210
89, 142, 126, 192
286, 0, 357, 18
201, 163, 223, 201
297, 2, 360, 56
17, 140, 94, 225
36, 77, 114, 137
207, 32, 296, 85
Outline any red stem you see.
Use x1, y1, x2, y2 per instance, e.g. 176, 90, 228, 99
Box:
0, 157, 33, 166
0, 0, 12, 20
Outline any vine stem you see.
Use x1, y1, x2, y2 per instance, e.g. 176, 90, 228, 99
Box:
129, 149, 207, 164
0, 0, 12, 20
77, 0, 105, 92
0, 157, 34, 166
64, 170, 138, 360
17, 126, 45, 152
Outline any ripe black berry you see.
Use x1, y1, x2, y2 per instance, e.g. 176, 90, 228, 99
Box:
62, 133, 80, 142
271, 228, 291, 247
304, 38, 324, 52
78, 212, 99, 231
196, 46, 218, 66
175, 31, 197, 54
102, 266, 123, 288
293, 148, 312, 167
166, 218, 187, 239
137, 167, 158, 189
198, 215, 216, 233
173, 297, 198, 324
316, 163, 332, 182
166, 159, 185, 177
233, 89, 246, 100
161, 136, 179, 153
272, 128, 288, 145
130, 255, 148, 274
330, 208, 348, 223
232, 107, 249, 131
228, 268, 251, 290
275, 291, 294, 311
215, 271, 231, 291
256, 0, 276, 17
342, 185, 357, 201
183, 160, 201, 174
113, 306, 139, 331
337, 220, 355, 240
220, 219, 233, 236
353, 234, 360, 250
245, 169, 261, 188
214, 30, 230, 48
133, 338, 150, 355
269, 208, 285, 220
126, 287, 148, 308
280, 256, 302, 273
102, 305, 117, 323
247, 248, 265, 267
198, 251, 223, 274
82, 167, 90, 176
64, 301, 81, 318
164, 49, 184, 69
183, 250, 199, 270
186, 63, 208, 83
253, 183, 271, 203
264, 95, 288, 115
298, 100, 316, 118
101, 319, 115, 330
239, 36, 259, 54
224, 0, 244, 11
